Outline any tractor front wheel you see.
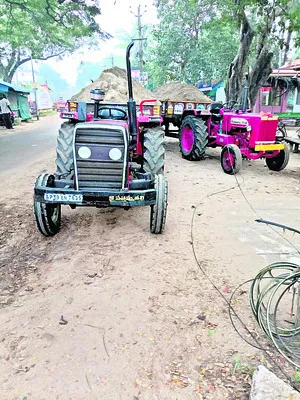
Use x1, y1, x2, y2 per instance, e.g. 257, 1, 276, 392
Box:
56, 121, 75, 179
150, 174, 168, 234
221, 144, 242, 175
266, 147, 290, 171
143, 126, 165, 179
34, 174, 61, 236
179, 116, 208, 161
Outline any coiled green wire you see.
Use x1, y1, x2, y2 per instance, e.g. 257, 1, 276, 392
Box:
250, 261, 300, 368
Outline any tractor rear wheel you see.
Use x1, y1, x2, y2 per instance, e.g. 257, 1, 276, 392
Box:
143, 126, 165, 179
150, 174, 168, 234
34, 174, 61, 236
266, 147, 290, 171
179, 116, 208, 161
221, 144, 242, 174
56, 121, 75, 179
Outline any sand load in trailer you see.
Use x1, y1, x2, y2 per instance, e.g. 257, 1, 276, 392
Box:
154, 81, 212, 137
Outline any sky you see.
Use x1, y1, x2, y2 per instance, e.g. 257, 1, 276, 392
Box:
46, 0, 158, 86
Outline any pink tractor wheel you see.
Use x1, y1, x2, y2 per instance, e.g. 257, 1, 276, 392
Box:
221, 144, 242, 175
179, 116, 208, 161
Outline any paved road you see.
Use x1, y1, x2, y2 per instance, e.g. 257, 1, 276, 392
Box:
0, 115, 61, 173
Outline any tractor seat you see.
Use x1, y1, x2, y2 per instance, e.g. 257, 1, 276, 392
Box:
98, 107, 127, 121
209, 103, 223, 123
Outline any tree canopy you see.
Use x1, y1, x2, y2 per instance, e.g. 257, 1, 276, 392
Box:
145, 0, 300, 106
0, 0, 109, 82
145, 0, 239, 88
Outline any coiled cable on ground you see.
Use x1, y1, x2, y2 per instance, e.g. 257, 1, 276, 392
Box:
191, 161, 300, 388
249, 261, 300, 368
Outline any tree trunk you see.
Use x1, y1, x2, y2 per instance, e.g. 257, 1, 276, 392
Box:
225, 10, 254, 104
248, 47, 273, 109
282, 28, 292, 65
247, 7, 276, 109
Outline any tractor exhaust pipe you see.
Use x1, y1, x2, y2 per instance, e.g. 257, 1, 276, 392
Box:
126, 41, 138, 143
241, 74, 249, 113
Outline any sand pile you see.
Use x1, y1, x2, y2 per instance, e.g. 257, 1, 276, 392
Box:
154, 81, 212, 103
71, 67, 155, 103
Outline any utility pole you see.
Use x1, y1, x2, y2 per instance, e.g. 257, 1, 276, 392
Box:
130, 4, 147, 74
30, 56, 39, 120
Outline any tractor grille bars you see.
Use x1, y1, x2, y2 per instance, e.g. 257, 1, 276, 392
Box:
74, 124, 127, 190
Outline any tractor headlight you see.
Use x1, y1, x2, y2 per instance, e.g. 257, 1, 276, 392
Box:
78, 146, 92, 159
109, 148, 122, 161
246, 125, 252, 132
90, 89, 105, 101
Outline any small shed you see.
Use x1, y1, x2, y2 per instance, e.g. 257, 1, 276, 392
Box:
0, 80, 31, 120
253, 60, 300, 114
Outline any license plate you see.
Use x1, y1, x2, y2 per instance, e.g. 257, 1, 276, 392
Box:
44, 193, 83, 202
62, 113, 73, 118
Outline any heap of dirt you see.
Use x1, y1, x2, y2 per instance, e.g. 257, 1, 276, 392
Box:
154, 81, 212, 103
71, 67, 155, 103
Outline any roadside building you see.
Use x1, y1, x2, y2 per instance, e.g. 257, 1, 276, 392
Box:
253, 59, 300, 114
0, 80, 31, 120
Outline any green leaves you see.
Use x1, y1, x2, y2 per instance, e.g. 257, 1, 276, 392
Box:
0, 0, 110, 81
144, 0, 239, 88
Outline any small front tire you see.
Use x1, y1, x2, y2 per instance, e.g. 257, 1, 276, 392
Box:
34, 174, 61, 236
221, 144, 242, 174
266, 147, 290, 171
150, 174, 168, 234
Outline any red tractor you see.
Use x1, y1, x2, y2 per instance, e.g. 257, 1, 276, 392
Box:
33, 42, 167, 236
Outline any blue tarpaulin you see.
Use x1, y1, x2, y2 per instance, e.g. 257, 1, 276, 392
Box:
0, 79, 30, 94
0, 79, 31, 119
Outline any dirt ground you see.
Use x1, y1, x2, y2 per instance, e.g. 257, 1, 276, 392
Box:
1, 124, 300, 400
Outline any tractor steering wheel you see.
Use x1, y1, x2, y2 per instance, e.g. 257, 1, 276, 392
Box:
98, 106, 127, 120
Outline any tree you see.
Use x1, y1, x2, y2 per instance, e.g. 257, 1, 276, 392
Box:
145, 0, 239, 88
226, 0, 300, 108
150, 0, 300, 107
0, 0, 110, 82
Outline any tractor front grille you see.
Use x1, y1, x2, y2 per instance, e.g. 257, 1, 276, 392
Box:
74, 124, 127, 190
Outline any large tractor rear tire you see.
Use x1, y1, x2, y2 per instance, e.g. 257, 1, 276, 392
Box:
143, 126, 165, 179
34, 174, 61, 237
266, 147, 290, 171
150, 174, 168, 234
179, 116, 208, 161
56, 122, 75, 179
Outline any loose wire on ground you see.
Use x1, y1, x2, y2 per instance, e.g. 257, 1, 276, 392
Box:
190, 163, 300, 389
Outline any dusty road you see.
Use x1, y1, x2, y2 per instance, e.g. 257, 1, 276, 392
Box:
0, 116, 61, 173
1, 116, 300, 399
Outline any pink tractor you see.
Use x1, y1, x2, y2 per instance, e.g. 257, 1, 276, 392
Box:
178, 89, 289, 174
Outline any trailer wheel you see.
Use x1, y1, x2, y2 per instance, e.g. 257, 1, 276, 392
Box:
221, 144, 242, 174
34, 174, 61, 236
179, 116, 208, 161
56, 122, 75, 179
266, 147, 290, 171
143, 126, 165, 178
150, 174, 168, 234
